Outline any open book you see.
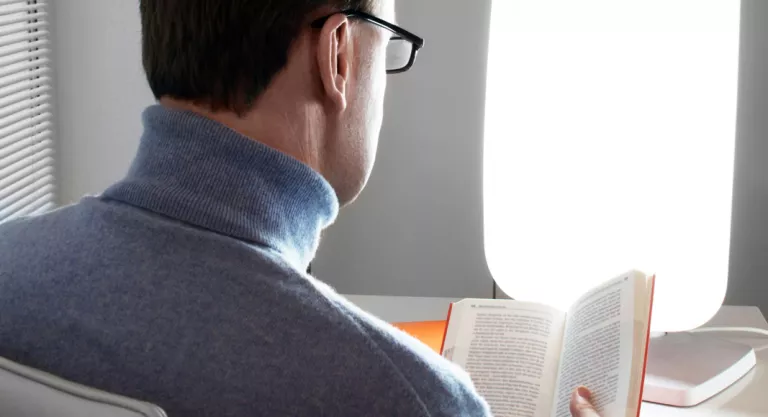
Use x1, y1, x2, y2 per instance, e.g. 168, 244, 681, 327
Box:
441, 270, 655, 417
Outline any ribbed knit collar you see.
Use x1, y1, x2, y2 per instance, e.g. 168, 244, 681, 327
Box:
102, 105, 339, 271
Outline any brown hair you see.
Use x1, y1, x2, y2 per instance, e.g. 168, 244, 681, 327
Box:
139, 0, 375, 114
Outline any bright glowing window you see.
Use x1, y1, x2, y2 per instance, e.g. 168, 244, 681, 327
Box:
484, 0, 741, 332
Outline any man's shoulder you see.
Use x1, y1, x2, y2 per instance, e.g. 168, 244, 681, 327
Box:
0, 200, 91, 258
0, 197, 152, 261
0, 197, 121, 238
310, 283, 491, 416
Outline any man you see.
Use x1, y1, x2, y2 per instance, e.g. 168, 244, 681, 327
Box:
0, 0, 598, 416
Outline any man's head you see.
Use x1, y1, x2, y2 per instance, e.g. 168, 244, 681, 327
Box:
139, 0, 414, 205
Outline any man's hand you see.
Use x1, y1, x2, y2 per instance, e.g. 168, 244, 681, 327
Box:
570, 386, 601, 417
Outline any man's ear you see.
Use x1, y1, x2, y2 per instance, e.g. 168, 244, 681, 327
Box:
316, 14, 350, 112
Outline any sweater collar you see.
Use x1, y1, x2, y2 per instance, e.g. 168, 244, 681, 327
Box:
102, 105, 339, 271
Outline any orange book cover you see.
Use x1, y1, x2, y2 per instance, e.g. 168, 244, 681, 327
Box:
392, 320, 447, 353
392, 302, 454, 354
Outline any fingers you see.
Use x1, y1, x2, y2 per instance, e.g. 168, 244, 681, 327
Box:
570, 386, 601, 417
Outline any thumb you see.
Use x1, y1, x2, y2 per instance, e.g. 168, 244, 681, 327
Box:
570, 386, 601, 417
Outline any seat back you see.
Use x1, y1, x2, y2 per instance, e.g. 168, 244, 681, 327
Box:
0, 357, 166, 417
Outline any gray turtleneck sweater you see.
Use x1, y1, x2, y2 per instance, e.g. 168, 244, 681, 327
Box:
0, 106, 490, 417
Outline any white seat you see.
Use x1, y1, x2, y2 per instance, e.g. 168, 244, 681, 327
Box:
0, 357, 166, 417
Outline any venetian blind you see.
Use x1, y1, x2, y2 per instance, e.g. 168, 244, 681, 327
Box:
0, 0, 54, 223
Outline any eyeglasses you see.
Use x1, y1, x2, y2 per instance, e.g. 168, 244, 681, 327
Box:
311, 10, 425, 74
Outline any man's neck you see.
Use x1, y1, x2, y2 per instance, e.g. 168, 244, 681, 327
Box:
158, 98, 323, 173
103, 104, 340, 271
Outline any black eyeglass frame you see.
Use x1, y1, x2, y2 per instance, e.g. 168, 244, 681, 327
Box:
311, 10, 425, 74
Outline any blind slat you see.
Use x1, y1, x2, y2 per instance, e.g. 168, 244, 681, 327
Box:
0, 10, 46, 28
0, 56, 48, 79
0, 29, 47, 49
0, 0, 46, 6
4, 193, 53, 220
0, 92, 48, 120
0, 128, 50, 160
0, 123, 49, 151
29, 201, 55, 217
0, 20, 44, 39
0, 147, 51, 180
0, 66, 47, 91
0, 179, 53, 212
0, 153, 51, 189
0, 83, 48, 109
0, 111, 50, 143
0, 103, 50, 135
0, 2, 47, 17
0, 169, 51, 202
0, 38, 46, 61
0, 138, 52, 171
0, 74, 49, 99
0, 46, 46, 68
0, 183, 53, 219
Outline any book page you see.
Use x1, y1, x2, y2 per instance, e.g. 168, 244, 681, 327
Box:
442, 300, 566, 417
551, 271, 649, 417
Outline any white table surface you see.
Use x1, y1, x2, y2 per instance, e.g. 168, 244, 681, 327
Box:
344, 295, 768, 417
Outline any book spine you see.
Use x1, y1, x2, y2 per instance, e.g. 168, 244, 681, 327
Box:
439, 303, 454, 355
636, 276, 657, 417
